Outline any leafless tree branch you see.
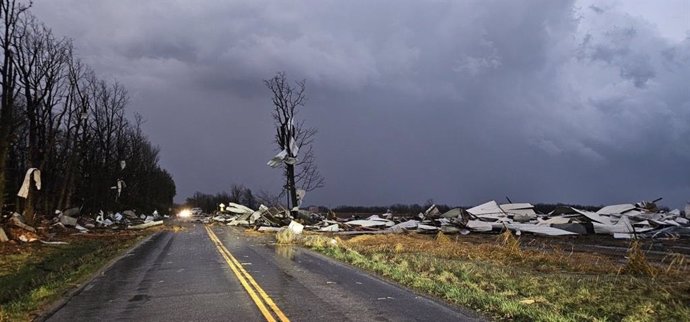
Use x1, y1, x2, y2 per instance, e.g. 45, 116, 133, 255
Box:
264, 72, 324, 207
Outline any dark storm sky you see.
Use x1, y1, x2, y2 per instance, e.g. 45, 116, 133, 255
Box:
32, 0, 690, 209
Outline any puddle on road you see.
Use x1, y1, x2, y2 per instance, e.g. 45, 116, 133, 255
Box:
275, 245, 296, 260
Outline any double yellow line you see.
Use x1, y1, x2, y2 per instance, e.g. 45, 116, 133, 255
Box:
204, 225, 290, 322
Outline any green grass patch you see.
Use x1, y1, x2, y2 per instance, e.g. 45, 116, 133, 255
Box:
303, 234, 690, 321
0, 236, 145, 321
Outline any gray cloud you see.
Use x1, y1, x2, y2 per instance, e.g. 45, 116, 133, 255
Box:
32, 0, 690, 209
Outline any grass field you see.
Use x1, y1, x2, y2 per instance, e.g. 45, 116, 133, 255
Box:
0, 231, 152, 321
301, 231, 690, 321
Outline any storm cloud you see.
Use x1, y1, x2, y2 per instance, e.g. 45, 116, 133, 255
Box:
32, 0, 690, 208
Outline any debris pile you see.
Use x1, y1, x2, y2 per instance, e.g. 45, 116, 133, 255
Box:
206, 203, 317, 228
455, 200, 690, 238
0, 207, 167, 244
209, 199, 690, 239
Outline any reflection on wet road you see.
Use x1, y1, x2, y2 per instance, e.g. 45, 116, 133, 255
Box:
46, 223, 480, 321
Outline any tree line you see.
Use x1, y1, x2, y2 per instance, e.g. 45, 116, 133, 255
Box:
333, 203, 452, 216
334, 202, 605, 216
0, 1, 175, 224
185, 184, 291, 214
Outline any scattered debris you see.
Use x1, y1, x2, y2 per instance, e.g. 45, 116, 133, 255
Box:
10, 227, 40, 242
60, 215, 78, 227
123, 210, 137, 219
39, 240, 69, 245
210, 198, 690, 240
10, 213, 36, 232
0, 205, 168, 245
226, 202, 254, 214
129, 220, 164, 230
18, 234, 37, 243
62, 207, 81, 218
288, 221, 304, 235
346, 218, 394, 228
0, 227, 8, 242
319, 224, 340, 232
75, 224, 89, 233
17, 168, 41, 198
258, 226, 283, 232
111, 179, 126, 199
390, 220, 419, 232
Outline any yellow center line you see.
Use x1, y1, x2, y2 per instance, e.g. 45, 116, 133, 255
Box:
207, 227, 290, 322
204, 225, 276, 322
221, 240, 291, 322
204, 225, 290, 322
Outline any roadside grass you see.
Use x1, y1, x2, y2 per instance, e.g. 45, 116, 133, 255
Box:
0, 234, 146, 321
302, 232, 690, 321
276, 228, 297, 245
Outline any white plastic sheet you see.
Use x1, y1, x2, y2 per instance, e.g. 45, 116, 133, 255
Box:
17, 168, 41, 198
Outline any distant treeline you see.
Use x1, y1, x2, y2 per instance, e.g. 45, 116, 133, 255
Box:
333, 202, 604, 216
532, 203, 601, 213
185, 185, 284, 213
333, 203, 453, 215
0, 1, 175, 223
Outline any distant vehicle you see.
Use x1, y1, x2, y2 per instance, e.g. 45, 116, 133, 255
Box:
177, 209, 192, 218
177, 207, 203, 219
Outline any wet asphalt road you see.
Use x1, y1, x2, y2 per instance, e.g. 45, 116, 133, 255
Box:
44, 223, 481, 322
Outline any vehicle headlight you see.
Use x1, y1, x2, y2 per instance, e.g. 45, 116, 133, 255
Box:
178, 209, 192, 218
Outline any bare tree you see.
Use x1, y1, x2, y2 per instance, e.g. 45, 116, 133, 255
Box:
264, 72, 324, 209
13, 15, 71, 223
55, 57, 92, 209
293, 126, 324, 193
0, 0, 30, 212
0, 2, 176, 222
256, 189, 282, 208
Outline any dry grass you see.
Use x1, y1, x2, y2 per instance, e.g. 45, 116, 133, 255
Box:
621, 240, 657, 277
435, 231, 452, 244
303, 232, 690, 321
302, 235, 341, 249
661, 252, 688, 275
275, 228, 297, 245
341, 232, 624, 274
497, 228, 521, 256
